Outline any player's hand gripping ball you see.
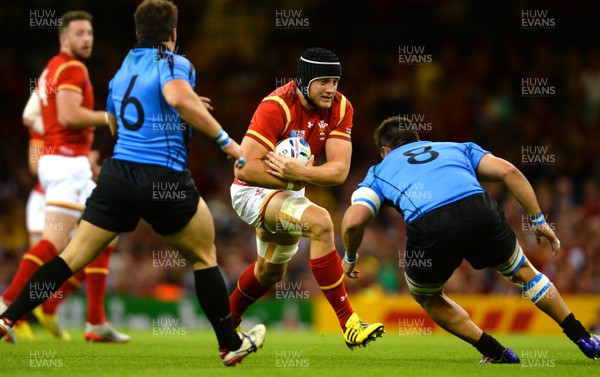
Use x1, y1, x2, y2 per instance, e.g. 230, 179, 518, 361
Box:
273, 137, 312, 166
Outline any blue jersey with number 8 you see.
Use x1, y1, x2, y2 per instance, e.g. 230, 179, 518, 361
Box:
107, 44, 195, 171
355, 141, 489, 222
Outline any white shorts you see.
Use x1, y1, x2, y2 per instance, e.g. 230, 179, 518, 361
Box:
26, 189, 45, 234
38, 155, 95, 211
230, 183, 305, 229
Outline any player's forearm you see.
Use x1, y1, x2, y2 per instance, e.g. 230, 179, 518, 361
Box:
59, 108, 108, 129
343, 226, 364, 257
503, 168, 542, 215
173, 94, 223, 139
301, 161, 349, 186
342, 208, 368, 257
235, 159, 291, 189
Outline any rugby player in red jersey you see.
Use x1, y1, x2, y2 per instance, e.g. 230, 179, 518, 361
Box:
230, 48, 384, 349
1, 11, 128, 343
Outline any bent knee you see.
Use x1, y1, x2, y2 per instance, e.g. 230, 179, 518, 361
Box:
511, 261, 539, 285
304, 206, 333, 238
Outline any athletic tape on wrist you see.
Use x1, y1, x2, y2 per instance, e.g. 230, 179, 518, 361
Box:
214, 130, 232, 148
530, 212, 546, 226
344, 252, 357, 263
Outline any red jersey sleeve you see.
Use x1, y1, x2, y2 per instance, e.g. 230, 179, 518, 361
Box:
327, 95, 353, 142
246, 100, 288, 151
54, 61, 88, 94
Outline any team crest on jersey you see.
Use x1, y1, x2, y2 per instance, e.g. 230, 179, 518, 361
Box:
318, 120, 328, 140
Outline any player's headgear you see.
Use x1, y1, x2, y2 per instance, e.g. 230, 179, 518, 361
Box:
295, 47, 341, 107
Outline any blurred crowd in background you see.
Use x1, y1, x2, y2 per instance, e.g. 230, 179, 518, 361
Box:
0, 1, 599, 300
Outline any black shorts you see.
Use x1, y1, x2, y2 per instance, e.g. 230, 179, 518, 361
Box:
404, 192, 516, 285
82, 158, 200, 235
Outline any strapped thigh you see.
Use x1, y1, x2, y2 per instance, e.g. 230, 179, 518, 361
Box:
266, 195, 313, 236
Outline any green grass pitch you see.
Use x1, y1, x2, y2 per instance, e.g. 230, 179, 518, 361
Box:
2, 329, 597, 377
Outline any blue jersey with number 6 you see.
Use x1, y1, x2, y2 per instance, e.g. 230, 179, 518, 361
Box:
107, 43, 195, 171
356, 141, 489, 222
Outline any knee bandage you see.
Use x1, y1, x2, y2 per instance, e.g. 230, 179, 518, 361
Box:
522, 273, 553, 304
497, 246, 552, 304
272, 196, 313, 236
256, 236, 299, 264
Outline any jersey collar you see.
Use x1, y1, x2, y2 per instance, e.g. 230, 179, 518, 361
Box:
134, 39, 168, 49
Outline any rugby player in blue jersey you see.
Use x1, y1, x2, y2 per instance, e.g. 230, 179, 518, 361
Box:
0, 0, 264, 367
341, 115, 599, 363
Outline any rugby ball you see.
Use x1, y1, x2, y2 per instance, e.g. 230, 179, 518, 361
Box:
273, 137, 311, 166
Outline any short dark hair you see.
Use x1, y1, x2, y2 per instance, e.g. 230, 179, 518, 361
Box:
373, 116, 420, 152
59, 10, 93, 35
134, 0, 178, 41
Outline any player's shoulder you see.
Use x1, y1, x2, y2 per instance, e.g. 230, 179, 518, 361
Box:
170, 51, 193, 66
153, 50, 195, 81
437, 140, 486, 152
330, 90, 353, 127
52, 54, 89, 80
334, 90, 351, 104
263, 81, 296, 105
357, 163, 384, 188
259, 84, 296, 119
419, 140, 459, 150
425, 141, 490, 157
258, 95, 289, 113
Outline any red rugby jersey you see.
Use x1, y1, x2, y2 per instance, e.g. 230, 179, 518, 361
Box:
37, 51, 94, 157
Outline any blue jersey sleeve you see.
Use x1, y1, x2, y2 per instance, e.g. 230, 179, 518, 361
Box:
158, 54, 196, 90
357, 166, 377, 190
464, 142, 490, 170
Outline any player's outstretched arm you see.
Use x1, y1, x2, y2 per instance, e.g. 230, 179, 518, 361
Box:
477, 154, 541, 216
341, 203, 374, 279
162, 79, 244, 167
476, 154, 560, 254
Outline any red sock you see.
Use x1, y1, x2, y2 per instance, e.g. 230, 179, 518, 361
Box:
2, 239, 57, 303
229, 262, 270, 326
41, 270, 85, 315
310, 250, 354, 330
84, 245, 114, 325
